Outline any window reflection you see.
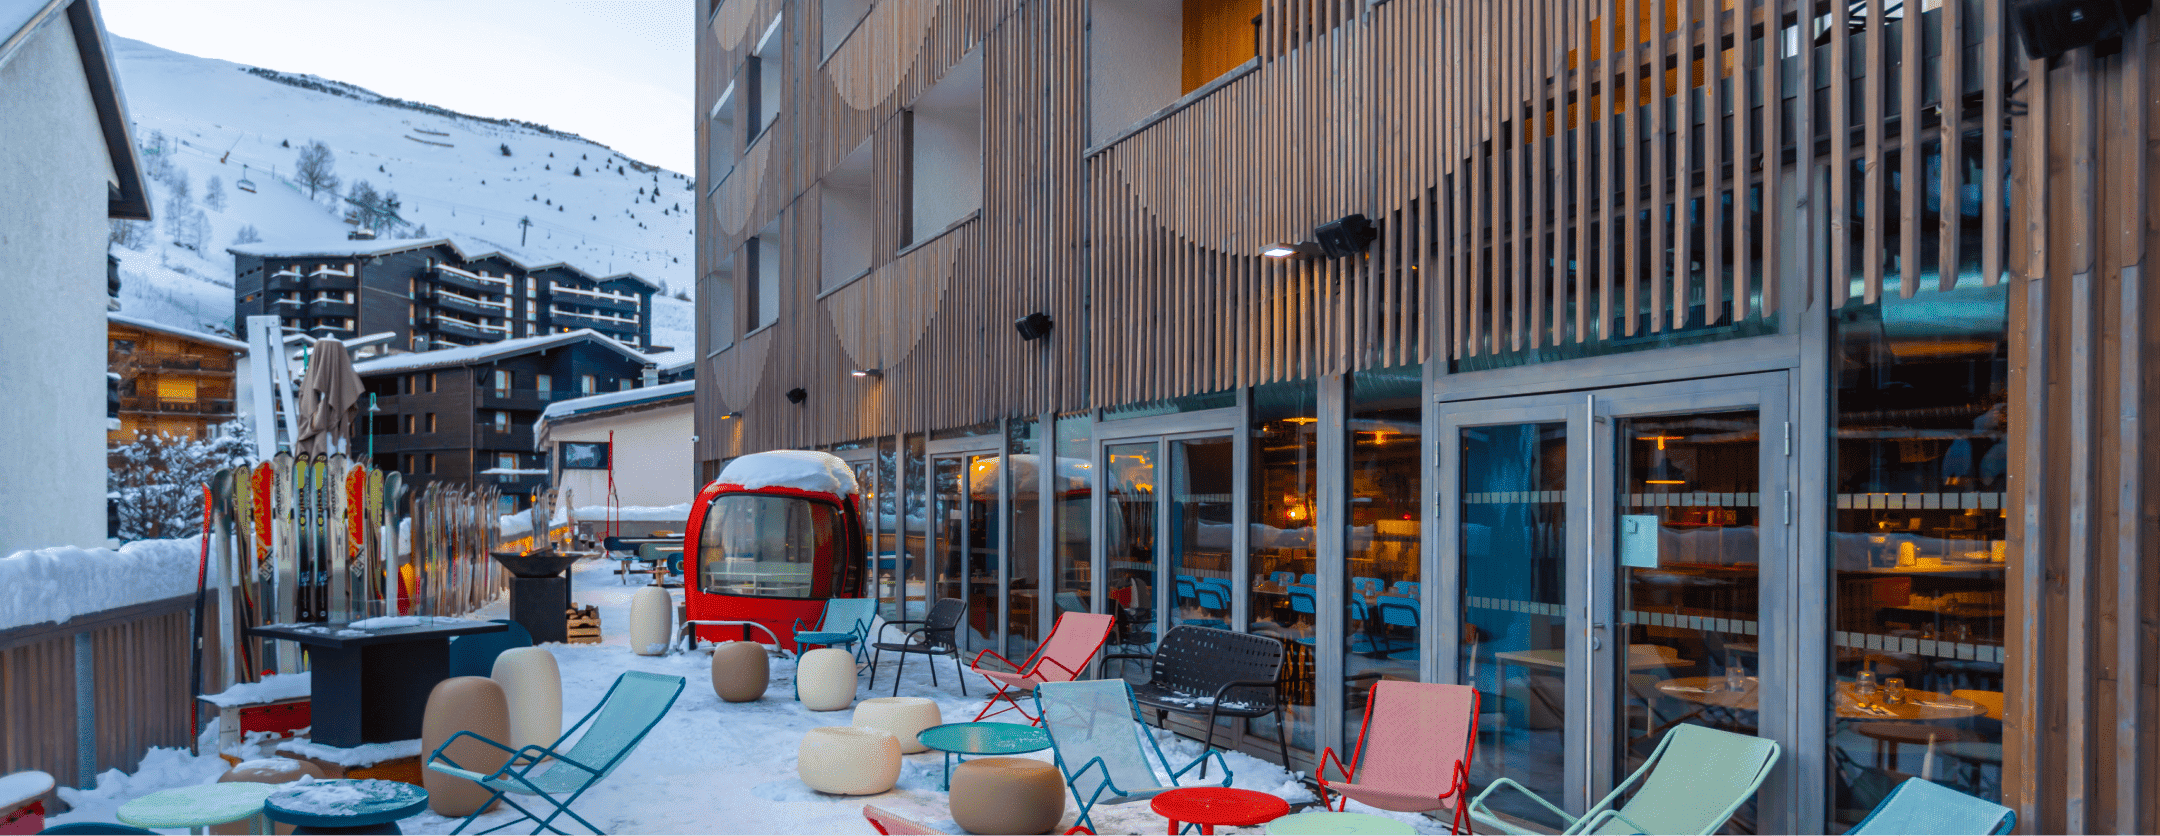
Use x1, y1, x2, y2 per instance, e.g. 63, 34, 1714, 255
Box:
1342, 367, 1423, 752
1248, 380, 1318, 760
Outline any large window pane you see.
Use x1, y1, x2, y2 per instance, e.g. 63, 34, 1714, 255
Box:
1342, 366, 1422, 747
1168, 437, 1235, 633
1104, 442, 1157, 654
1004, 419, 1042, 660
1248, 379, 1318, 757
1053, 414, 1094, 620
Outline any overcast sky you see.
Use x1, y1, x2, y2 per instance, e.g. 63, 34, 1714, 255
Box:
100, 0, 694, 173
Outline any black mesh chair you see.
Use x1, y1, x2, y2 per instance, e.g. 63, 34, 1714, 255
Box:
1105, 624, 1289, 775
867, 597, 970, 696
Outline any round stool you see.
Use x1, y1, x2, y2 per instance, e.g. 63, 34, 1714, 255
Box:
117, 783, 273, 835
796, 648, 858, 711
851, 697, 941, 754
710, 641, 770, 702
796, 727, 901, 795
421, 676, 510, 818
628, 586, 674, 656
1267, 811, 1418, 835
491, 647, 562, 749
949, 757, 1064, 835
264, 779, 428, 835
213, 758, 325, 835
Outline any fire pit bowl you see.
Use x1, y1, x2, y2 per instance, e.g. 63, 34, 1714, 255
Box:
491, 549, 580, 579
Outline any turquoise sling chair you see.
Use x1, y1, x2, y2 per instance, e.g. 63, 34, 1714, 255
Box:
427, 671, 686, 835
1846, 778, 2015, 835
794, 597, 880, 662
1468, 723, 1780, 835
1034, 679, 1233, 835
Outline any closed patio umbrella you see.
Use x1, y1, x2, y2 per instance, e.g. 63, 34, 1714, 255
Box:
294, 339, 363, 456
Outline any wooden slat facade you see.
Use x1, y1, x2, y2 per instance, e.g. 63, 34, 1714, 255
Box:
1, 595, 198, 796
695, 0, 2159, 827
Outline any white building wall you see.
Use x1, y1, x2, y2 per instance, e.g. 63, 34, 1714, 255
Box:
549, 402, 695, 510
0, 20, 118, 555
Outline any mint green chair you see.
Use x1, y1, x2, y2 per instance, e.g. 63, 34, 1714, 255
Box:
1846, 778, 2015, 835
427, 671, 686, 835
1467, 724, 1780, 835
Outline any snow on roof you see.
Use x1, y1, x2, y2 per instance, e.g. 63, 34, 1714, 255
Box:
109, 312, 247, 351
350, 329, 648, 375
644, 346, 694, 374
539, 380, 693, 423
716, 450, 859, 500
227, 234, 659, 291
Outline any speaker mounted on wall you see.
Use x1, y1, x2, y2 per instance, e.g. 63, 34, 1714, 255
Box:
2011, 0, 2150, 60
785, 387, 807, 404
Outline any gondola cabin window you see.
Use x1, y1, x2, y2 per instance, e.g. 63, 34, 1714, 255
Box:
698, 494, 836, 599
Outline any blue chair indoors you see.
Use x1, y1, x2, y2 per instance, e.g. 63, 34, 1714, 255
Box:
1288, 586, 1318, 646
1846, 778, 2016, 835
1393, 580, 1420, 596
1185, 586, 1230, 630
794, 597, 880, 663
1173, 575, 1197, 605
1270, 571, 1295, 588
449, 619, 534, 678
1299, 573, 1318, 586
1351, 576, 1385, 596
1375, 594, 1420, 660
426, 671, 686, 836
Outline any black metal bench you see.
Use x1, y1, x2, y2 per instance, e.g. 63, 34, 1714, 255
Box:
1105, 625, 1289, 774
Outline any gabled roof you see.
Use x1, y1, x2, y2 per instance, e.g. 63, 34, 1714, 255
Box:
108, 312, 247, 351
1, 0, 150, 220
538, 380, 693, 423
350, 328, 652, 375
227, 234, 659, 292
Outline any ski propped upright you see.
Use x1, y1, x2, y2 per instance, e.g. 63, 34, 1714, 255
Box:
325, 456, 347, 623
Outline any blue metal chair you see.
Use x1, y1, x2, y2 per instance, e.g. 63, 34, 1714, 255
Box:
449, 619, 534, 678
1351, 576, 1384, 596
1846, 778, 2016, 835
1392, 580, 1420, 596
1034, 679, 1232, 834
1184, 586, 1230, 630
1299, 573, 1318, 586
1270, 571, 1294, 587
794, 597, 879, 662
1173, 575, 1197, 604
1376, 594, 1420, 660
427, 671, 686, 835
1288, 586, 1319, 647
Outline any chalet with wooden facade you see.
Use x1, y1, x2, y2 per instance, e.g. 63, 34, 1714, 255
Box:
229, 236, 658, 353
353, 330, 657, 509
695, 0, 2160, 830
106, 313, 245, 443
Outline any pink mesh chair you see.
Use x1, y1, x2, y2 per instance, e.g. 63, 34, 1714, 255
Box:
861, 805, 947, 835
969, 612, 1115, 725
1317, 680, 1481, 834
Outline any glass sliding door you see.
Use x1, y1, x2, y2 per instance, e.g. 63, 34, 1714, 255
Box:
1102, 441, 1158, 654
1167, 436, 1234, 632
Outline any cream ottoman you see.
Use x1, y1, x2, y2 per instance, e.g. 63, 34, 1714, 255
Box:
711, 640, 771, 702
628, 586, 674, 656
796, 647, 858, 711
950, 757, 1065, 834
211, 757, 324, 835
797, 727, 901, 795
491, 646, 562, 749
421, 676, 511, 817
851, 697, 941, 754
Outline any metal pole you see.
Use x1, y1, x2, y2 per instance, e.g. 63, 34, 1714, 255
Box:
73, 631, 94, 788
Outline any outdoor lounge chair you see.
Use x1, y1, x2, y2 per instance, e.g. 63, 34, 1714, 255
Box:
1467, 723, 1780, 835
969, 611, 1114, 724
861, 805, 948, 835
868, 597, 969, 696
1845, 777, 2015, 835
1318, 681, 1479, 834
426, 670, 686, 835
1034, 679, 1233, 835
794, 597, 878, 662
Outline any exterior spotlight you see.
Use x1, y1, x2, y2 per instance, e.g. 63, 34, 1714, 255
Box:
719, 411, 741, 420
1313, 214, 1378, 258
1014, 312, 1053, 341
785, 387, 807, 404
851, 368, 882, 379
1261, 242, 1311, 259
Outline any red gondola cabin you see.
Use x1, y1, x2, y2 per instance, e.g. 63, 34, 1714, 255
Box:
682, 450, 868, 651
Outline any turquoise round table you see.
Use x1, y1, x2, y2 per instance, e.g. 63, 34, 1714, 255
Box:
916, 722, 1052, 791
1266, 810, 1419, 834
264, 779, 428, 835
116, 782, 273, 835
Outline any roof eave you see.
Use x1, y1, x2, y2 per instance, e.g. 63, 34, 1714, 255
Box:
67, 0, 149, 221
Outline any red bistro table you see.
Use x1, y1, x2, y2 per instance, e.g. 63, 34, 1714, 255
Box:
1150, 787, 1291, 835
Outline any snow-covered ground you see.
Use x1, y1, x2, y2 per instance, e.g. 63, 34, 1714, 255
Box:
106, 35, 694, 350
41, 558, 1465, 835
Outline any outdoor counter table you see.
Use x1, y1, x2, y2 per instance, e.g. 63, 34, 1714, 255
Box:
249, 618, 507, 747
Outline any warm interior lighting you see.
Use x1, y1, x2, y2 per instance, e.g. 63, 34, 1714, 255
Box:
1283, 417, 1318, 424
1640, 434, 1687, 486
719, 411, 741, 420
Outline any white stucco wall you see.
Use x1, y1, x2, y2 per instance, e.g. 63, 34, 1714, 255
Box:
1088, 0, 1182, 146
549, 402, 695, 510
908, 50, 982, 241
0, 19, 118, 555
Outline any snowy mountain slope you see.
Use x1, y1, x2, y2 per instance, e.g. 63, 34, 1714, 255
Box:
107, 36, 694, 350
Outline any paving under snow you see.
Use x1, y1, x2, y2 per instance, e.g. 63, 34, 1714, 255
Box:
43, 558, 1455, 835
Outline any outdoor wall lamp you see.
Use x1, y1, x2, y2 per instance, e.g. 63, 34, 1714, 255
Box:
850, 368, 882, 379
1014, 312, 1054, 341
1260, 242, 1317, 259
1264, 214, 1379, 260
786, 388, 807, 404
719, 411, 741, 420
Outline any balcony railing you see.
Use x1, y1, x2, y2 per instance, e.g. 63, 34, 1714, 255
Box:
479, 426, 536, 451
479, 388, 550, 411
304, 299, 355, 318
551, 291, 636, 314
424, 266, 495, 295
427, 315, 502, 340
427, 291, 504, 319
110, 352, 237, 373
117, 396, 237, 415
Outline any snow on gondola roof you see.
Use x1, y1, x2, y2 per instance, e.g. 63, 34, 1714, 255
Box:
716, 450, 859, 500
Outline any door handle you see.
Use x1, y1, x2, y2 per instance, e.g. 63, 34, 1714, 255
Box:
1590, 621, 1607, 650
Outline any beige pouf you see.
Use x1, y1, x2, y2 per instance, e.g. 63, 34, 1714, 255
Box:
629, 585, 674, 656
851, 697, 941, 754
491, 646, 562, 749
422, 676, 511, 817
796, 726, 902, 795
796, 647, 859, 711
211, 757, 324, 835
710, 640, 771, 702
950, 757, 1066, 835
